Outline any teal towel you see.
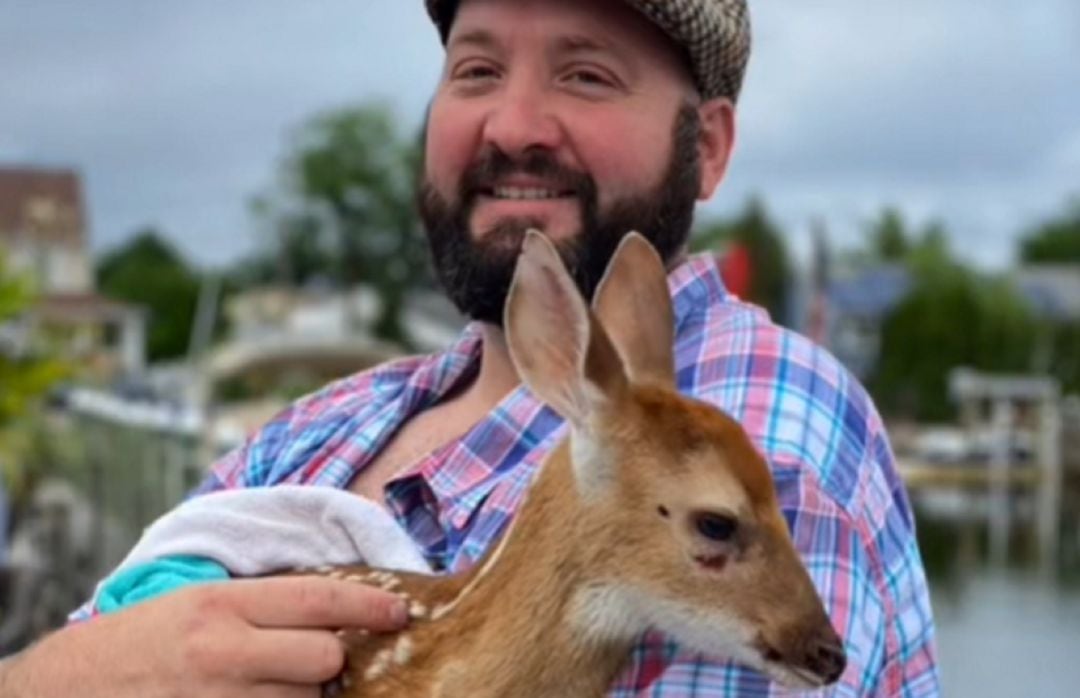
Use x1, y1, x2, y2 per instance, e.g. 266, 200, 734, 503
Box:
97, 556, 230, 614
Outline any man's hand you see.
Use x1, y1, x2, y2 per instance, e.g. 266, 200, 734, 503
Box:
0, 575, 408, 698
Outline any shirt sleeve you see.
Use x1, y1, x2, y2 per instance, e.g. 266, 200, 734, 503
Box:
677, 297, 939, 696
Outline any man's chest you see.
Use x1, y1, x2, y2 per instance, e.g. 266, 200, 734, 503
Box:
347, 399, 489, 502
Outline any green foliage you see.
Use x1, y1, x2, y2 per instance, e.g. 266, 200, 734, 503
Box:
0, 257, 32, 322
1, 253, 68, 486
240, 202, 335, 288
869, 208, 911, 262
1019, 198, 1080, 264
869, 236, 1039, 421
96, 229, 201, 362
1044, 321, 1080, 395
1015, 197, 1080, 396
251, 102, 430, 346
692, 197, 793, 324
1, 253, 67, 428
0, 414, 84, 515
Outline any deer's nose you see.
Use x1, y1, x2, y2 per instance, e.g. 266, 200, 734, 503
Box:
803, 637, 846, 684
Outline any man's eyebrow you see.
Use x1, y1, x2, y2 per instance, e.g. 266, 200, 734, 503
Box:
552, 33, 638, 77
552, 34, 618, 55
447, 29, 501, 53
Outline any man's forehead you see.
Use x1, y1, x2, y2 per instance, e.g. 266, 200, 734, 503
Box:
428, 0, 752, 102
446, 0, 673, 55
444, 0, 695, 89
448, 27, 625, 58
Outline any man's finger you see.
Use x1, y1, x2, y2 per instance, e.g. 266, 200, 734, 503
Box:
250, 683, 322, 698
231, 576, 409, 631
238, 628, 347, 684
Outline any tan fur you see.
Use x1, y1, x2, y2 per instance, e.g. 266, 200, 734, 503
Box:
311, 232, 845, 697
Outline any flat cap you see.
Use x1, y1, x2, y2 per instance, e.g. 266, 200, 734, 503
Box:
424, 0, 752, 102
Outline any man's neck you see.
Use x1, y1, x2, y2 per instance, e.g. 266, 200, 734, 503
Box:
465, 323, 520, 406
439, 322, 519, 417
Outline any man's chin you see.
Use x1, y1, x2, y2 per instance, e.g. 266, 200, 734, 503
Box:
471, 215, 582, 247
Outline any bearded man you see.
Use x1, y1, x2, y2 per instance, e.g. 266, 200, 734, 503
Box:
0, 1, 938, 696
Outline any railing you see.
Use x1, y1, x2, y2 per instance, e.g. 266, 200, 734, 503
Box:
0, 392, 208, 655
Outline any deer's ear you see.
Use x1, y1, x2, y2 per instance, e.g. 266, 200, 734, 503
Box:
505, 231, 628, 428
592, 233, 676, 387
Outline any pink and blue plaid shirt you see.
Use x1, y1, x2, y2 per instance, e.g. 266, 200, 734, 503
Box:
197, 253, 937, 696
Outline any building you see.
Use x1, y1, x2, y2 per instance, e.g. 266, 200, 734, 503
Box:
0, 166, 145, 377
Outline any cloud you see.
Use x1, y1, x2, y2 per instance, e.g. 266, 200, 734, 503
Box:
0, 1, 442, 263
1, 0, 1076, 270
738, 1, 1079, 177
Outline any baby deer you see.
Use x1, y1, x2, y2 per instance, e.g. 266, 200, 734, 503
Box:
317, 231, 846, 697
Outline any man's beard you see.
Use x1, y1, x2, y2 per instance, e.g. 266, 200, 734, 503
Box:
418, 104, 702, 326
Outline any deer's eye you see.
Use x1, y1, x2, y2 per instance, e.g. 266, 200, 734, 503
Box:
694, 512, 738, 542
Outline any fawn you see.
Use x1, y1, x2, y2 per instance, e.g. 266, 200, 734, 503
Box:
315, 231, 846, 697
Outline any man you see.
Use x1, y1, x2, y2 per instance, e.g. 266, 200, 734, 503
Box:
0, 0, 939, 695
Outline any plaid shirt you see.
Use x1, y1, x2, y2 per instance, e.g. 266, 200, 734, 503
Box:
195, 253, 937, 696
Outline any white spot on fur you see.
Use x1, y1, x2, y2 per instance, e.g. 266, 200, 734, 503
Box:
364, 649, 393, 681
409, 600, 428, 619
393, 635, 414, 665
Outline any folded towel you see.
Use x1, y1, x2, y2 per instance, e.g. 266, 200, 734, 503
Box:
97, 556, 230, 613
91, 485, 432, 613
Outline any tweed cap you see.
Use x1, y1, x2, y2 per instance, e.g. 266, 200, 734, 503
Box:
424, 0, 751, 102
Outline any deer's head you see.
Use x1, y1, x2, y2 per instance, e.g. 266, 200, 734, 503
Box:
504, 231, 847, 688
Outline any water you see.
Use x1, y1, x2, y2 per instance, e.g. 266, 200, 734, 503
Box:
933, 573, 1080, 696
918, 494, 1080, 697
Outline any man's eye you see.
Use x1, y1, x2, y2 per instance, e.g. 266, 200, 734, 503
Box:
567, 70, 612, 86
454, 64, 499, 81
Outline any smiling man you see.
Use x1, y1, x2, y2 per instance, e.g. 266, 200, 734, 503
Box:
419, 0, 723, 325
0, 1, 939, 696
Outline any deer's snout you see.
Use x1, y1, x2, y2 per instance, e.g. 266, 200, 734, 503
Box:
800, 632, 846, 685
760, 621, 847, 687
786, 622, 846, 686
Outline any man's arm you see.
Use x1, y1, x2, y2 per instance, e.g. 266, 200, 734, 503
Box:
0, 576, 407, 698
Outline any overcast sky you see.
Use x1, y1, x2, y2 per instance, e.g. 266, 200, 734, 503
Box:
2, 0, 1077, 271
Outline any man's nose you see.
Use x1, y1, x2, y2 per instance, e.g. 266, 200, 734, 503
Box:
480, 83, 562, 158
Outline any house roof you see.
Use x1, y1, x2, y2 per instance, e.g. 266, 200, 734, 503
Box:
827, 263, 1080, 323
0, 166, 86, 249
827, 264, 913, 319
1016, 265, 1080, 321
35, 293, 144, 323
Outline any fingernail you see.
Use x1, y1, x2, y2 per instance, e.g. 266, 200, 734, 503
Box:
390, 599, 409, 626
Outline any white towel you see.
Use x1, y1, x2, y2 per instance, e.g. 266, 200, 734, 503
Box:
90, 485, 433, 608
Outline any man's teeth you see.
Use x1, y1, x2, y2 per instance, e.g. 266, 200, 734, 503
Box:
492, 187, 563, 200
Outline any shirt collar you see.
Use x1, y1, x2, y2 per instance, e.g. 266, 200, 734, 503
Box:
385, 251, 731, 527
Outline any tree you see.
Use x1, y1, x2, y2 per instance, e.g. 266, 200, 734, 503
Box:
869, 239, 1038, 421
0, 254, 67, 430
691, 197, 793, 324
256, 102, 430, 346
1017, 197, 1080, 396
1019, 197, 1080, 264
239, 198, 337, 289
96, 230, 201, 362
868, 208, 910, 262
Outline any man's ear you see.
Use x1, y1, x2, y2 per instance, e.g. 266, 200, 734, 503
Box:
696, 98, 736, 200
